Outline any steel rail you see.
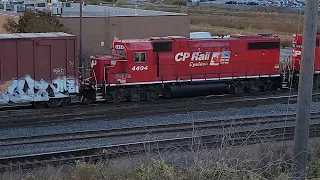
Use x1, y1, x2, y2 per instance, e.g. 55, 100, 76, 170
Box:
0, 88, 308, 112
0, 92, 318, 130
1, 123, 320, 171
2, 111, 320, 147
0, 90, 295, 116
0, 112, 320, 170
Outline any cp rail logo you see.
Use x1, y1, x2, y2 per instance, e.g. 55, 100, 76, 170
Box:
174, 51, 230, 67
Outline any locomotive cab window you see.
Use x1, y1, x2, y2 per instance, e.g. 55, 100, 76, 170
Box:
134, 52, 146, 63
295, 40, 320, 48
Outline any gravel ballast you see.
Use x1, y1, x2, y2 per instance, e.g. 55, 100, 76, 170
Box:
0, 101, 319, 158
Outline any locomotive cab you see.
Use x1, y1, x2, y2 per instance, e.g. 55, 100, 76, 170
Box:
90, 39, 158, 86
89, 42, 128, 87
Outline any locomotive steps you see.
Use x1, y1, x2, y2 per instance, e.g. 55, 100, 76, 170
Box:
1, 112, 320, 171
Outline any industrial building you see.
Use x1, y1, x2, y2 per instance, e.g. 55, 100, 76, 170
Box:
0, 1, 190, 58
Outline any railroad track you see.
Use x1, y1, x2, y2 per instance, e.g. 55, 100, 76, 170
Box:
0, 88, 303, 112
1, 111, 320, 171
0, 91, 318, 130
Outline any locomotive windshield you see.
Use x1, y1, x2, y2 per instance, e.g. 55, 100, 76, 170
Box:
112, 47, 127, 58
293, 40, 302, 49
113, 49, 126, 56
294, 39, 320, 49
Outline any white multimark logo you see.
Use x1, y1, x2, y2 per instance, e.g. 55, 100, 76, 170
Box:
174, 52, 211, 62
174, 51, 230, 67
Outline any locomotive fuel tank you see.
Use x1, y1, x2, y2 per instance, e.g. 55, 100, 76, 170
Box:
166, 82, 229, 98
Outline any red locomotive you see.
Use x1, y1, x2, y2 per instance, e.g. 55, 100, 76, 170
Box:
85, 33, 283, 103
282, 33, 320, 89
291, 33, 320, 71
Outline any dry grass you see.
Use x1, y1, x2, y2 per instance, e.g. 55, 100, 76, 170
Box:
190, 23, 293, 47
149, 5, 320, 47
156, 6, 308, 31
186, 7, 305, 47
3, 134, 320, 180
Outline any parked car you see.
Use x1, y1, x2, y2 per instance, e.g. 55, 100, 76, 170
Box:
225, 1, 237, 4
246, 1, 259, 5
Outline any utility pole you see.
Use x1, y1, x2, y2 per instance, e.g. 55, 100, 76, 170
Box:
79, 0, 83, 80
292, 0, 318, 179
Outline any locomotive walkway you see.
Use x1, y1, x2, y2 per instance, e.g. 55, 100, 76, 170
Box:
1, 111, 320, 171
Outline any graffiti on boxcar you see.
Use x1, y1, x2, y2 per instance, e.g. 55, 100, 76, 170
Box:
53, 67, 66, 75
0, 75, 79, 104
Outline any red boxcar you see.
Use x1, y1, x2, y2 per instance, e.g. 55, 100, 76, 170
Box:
88, 34, 282, 102
0, 32, 79, 107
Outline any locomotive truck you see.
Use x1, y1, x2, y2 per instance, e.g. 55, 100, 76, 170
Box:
0, 32, 319, 108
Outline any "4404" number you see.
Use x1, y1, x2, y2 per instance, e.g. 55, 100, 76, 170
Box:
132, 65, 148, 71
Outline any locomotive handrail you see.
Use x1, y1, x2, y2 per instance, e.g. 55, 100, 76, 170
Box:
86, 69, 98, 91
269, 62, 272, 77
205, 65, 207, 81
232, 63, 235, 78
218, 63, 221, 79
103, 66, 107, 93
113, 59, 128, 62
245, 61, 248, 78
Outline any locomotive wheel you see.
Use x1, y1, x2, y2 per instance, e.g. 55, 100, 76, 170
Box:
140, 92, 149, 101
163, 88, 171, 99
269, 81, 279, 91
129, 88, 140, 102
31, 101, 47, 109
155, 93, 160, 100
150, 91, 160, 100
105, 94, 113, 103
82, 88, 96, 104
60, 97, 71, 107
130, 92, 140, 102
112, 92, 122, 103
258, 83, 267, 92
244, 83, 252, 93
46, 98, 62, 108
228, 84, 237, 94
